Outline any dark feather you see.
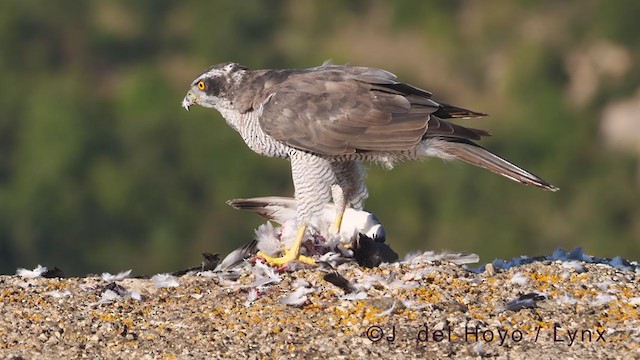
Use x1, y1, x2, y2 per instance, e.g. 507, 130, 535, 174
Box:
352, 233, 399, 268
432, 102, 487, 119
42, 266, 66, 278
216, 239, 258, 271
323, 271, 356, 293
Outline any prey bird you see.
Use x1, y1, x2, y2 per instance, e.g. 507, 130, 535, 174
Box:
227, 196, 386, 243
182, 62, 558, 267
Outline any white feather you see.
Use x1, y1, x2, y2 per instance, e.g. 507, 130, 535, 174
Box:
255, 222, 282, 256
250, 260, 282, 288
46, 290, 72, 298
375, 300, 397, 317
101, 270, 132, 282
245, 288, 259, 308
16, 265, 48, 278
628, 297, 640, 306
557, 293, 578, 305
509, 272, 528, 285
279, 287, 314, 306
280, 219, 298, 249
89, 289, 121, 307
593, 293, 616, 306
401, 300, 427, 310
339, 291, 368, 301
129, 291, 142, 301
292, 278, 310, 288
151, 274, 179, 288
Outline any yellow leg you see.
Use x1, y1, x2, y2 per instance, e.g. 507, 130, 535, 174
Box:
330, 184, 346, 235
257, 224, 316, 266
329, 209, 344, 234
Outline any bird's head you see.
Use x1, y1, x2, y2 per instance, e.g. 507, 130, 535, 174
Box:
182, 62, 247, 111
365, 223, 386, 243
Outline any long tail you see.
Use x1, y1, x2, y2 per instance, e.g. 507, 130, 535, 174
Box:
429, 138, 559, 191
226, 196, 298, 222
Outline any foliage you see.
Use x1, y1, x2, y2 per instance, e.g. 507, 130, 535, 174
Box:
0, 0, 638, 274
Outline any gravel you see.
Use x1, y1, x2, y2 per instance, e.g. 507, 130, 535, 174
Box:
1, 255, 639, 359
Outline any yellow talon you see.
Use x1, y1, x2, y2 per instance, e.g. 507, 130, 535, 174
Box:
257, 250, 316, 266
256, 224, 316, 266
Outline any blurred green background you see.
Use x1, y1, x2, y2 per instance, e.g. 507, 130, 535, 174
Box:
1, 0, 639, 275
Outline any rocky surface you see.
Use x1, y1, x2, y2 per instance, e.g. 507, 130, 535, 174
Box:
1, 255, 639, 359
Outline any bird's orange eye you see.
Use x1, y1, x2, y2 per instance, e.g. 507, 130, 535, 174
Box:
197, 81, 206, 90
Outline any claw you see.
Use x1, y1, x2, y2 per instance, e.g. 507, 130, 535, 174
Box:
257, 250, 316, 267
255, 224, 316, 267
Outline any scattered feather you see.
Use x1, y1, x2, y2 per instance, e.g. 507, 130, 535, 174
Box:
16, 265, 48, 278
401, 300, 427, 310
388, 279, 419, 290
562, 261, 587, 273
92, 282, 141, 303
472, 341, 487, 357
557, 293, 578, 305
323, 272, 356, 293
440, 252, 480, 265
339, 291, 368, 301
102, 282, 128, 296
292, 278, 310, 288
152, 274, 179, 288
359, 274, 386, 290
502, 293, 547, 312
279, 287, 314, 306
216, 240, 256, 271
402, 251, 422, 263
198, 270, 216, 278
129, 291, 142, 301
595, 281, 613, 291
89, 289, 122, 307
250, 260, 282, 288
217, 276, 242, 287
101, 270, 132, 282
593, 293, 616, 306
509, 272, 528, 285
470, 247, 640, 273
403, 251, 479, 266
245, 288, 259, 308
375, 300, 397, 317
628, 297, 640, 306
42, 267, 66, 278
46, 290, 72, 298
201, 252, 222, 271
317, 251, 350, 268
172, 253, 221, 276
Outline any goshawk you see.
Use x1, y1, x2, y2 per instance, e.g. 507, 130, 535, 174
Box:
182, 62, 558, 267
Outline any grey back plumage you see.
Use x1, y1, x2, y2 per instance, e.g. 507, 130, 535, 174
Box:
253, 64, 488, 155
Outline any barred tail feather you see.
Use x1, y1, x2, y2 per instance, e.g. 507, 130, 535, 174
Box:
425, 138, 559, 191
226, 196, 298, 221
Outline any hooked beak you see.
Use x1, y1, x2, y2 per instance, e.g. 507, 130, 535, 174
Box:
182, 91, 197, 111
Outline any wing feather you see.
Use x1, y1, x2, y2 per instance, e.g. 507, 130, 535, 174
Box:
258, 65, 488, 155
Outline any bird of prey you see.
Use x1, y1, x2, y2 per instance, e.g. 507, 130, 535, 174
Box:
182, 62, 558, 267
227, 196, 386, 242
